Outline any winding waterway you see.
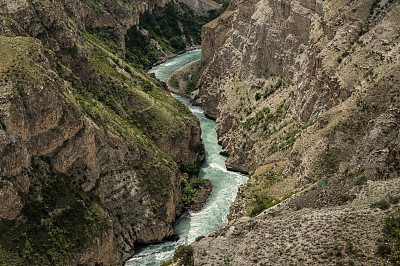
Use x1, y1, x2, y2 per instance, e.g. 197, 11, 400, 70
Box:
125, 49, 248, 266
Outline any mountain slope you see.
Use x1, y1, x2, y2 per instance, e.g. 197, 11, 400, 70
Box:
0, 0, 207, 264
187, 0, 400, 264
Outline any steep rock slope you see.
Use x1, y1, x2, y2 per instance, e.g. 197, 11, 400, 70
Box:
189, 0, 400, 264
178, 0, 221, 16
0, 0, 203, 264
126, 0, 224, 68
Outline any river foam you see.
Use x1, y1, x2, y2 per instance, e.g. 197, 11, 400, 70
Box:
125, 49, 248, 266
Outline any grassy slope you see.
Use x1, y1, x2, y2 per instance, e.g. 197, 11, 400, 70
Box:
0, 0, 202, 263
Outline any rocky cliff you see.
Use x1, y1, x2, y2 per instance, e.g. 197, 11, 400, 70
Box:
190, 0, 400, 264
178, 0, 221, 16
0, 0, 204, 264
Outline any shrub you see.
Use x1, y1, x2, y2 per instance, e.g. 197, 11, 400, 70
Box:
371, 199, 390, 210
169, 36, 186, 50
195, 235, 205, 242
186, 81, 197, 93
379, 209, 400, 263
249, 197, 279, 217
170, 75, 179, 89
174, 245, 194, 266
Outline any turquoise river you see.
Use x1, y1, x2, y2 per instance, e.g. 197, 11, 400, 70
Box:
125, 49, 248, 266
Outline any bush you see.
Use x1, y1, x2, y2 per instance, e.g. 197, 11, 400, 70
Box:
371, 199, 390, 210
195, 235, 205, 242
141, 80, 154, 92
174, 245, 194, 266
170, 75, 179, 89
379, 209, 400, 263
186, 81, 197, 93
249, 197, 279, 217
169, 36, 186, 50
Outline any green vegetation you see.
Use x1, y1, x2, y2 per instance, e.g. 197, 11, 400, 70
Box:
249, 196, 279, 217
0, 173, 110, 265
170, 75, 180, 89
179, 152, 208, 207
161, 244, 195, 266
186, 81, 197, 94
125, 2, 224, 68
242, 162, 287, 217
195, 235, 206, 242
251, 78, 288, 99
174, 244, 195, 266
181, 173, 197, 206
370, 199, 390, 210
242, 101, 288, 134
174, 244, 194, 265
378, 209, 400, 264
268, 127, 299, 154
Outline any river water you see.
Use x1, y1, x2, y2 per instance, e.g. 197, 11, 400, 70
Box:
125, 49, 248, 266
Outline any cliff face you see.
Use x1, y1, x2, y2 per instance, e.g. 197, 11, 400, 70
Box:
178, 0, 221, 16
192, 0, 400, 263
0, 0, 203, 264
198, 0, 399, 185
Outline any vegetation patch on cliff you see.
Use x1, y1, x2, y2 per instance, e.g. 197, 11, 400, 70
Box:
126, 2, 224, 68
179, 150, 213, 212
0, 171, 110, 265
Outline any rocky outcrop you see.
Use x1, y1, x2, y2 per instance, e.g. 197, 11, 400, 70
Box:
192, 178, 400, 265
197, 0, 400, 180
191, 0, 400, 263
0, 0, 203, 264
74, 219, 120, 265
177, 0, 221, 16
166, 59, 201, 99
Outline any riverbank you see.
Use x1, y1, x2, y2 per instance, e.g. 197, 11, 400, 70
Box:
165, 59, 214, 210
127, 49, 247, 266
166, 59, 201, 99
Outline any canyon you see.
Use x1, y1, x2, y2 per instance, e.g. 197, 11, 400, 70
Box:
1, 0, 400, 265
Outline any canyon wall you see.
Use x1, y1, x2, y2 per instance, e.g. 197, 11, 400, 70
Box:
198, 0, 399, 188
0, 0, 203, 264
190, 0, 400, 264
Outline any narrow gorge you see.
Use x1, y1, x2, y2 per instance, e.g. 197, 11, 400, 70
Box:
0, 0, 399, 265
125, 49, 247, 265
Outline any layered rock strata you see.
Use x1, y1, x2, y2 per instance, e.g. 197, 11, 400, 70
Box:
190, 0, 400, 264
0, 0, 203, 264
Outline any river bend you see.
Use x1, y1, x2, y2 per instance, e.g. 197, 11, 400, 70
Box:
125, 49, 248, 266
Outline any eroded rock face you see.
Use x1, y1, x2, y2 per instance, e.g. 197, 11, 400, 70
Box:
192, 178, 400, 265
0, 0, 202, 264
191, 0, 400, 263
0, 183, 23, 220
177, 0, 221, 16
199, 0, 316, 119
197, 0, 400, 180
